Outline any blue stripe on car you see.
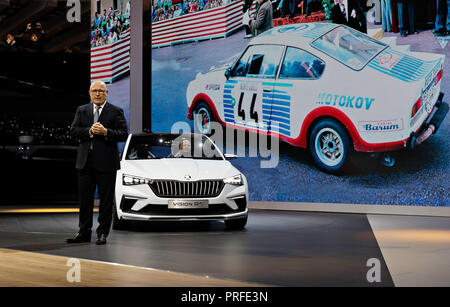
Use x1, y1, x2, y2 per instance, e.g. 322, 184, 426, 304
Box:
368, 48, 439, 83
263, 99, 290, 107
262, 109, 290, 119
262, 93, 290, 100
262, 82, 293, 87
262, 104, 290, 113
263, 115, 290, 125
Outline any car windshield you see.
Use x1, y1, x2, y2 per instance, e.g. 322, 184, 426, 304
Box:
311, 25, 386, 70
125, 134, 224, 160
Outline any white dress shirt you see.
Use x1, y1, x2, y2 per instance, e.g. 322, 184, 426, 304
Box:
340, 0, 349, 21
89, 101, 107, 137
92, 101, 106, 118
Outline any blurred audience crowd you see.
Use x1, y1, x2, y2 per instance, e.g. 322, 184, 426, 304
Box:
152, 0, 233, 22
151, 0, 449, 40
90, 4, 131, 48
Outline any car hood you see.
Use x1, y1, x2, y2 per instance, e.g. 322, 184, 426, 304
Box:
208, 63, 231, 73
194, 66, 228, 83
120, 159, 240, 181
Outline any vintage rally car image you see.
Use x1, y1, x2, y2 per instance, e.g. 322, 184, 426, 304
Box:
186, 23, 449, 173
113, 132, 248, 230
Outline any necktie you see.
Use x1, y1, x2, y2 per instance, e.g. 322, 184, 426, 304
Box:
90, 105, 101, 150
94, 105, 100, 123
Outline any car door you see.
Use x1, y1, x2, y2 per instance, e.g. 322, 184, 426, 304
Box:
224, 44, 285, 133
273, 46, 326, 138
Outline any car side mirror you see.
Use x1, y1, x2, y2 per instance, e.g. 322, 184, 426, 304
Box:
225, 67, 233, 80
224, 153, 237, 160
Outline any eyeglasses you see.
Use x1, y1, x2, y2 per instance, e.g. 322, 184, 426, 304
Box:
90, 89, 106, 94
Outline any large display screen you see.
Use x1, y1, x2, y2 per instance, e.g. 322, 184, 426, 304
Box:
148, 0, 449, 207
90, 0, 131, 127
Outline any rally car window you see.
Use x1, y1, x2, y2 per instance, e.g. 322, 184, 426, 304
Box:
279, 47, 325, 79
246, 45, 284, 78
233, 45, 255, 77
311, 25, 386, 70
232, 45, 284, 78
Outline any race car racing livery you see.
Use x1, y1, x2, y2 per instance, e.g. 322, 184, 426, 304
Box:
186, 23, 448, 172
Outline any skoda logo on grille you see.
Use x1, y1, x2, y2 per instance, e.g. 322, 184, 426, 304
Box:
184, 175, 191, 180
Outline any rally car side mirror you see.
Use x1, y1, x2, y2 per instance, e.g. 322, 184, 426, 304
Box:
225, 67, 233, 80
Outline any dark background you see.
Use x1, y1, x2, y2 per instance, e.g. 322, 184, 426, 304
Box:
0, 0, 91, 204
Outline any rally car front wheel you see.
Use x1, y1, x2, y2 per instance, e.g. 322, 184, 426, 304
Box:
193, 102, 214, 135
309, 119, 352, 173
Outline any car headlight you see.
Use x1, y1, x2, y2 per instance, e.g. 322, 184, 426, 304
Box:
123, 175, 150, 186
223, 174, 243, 186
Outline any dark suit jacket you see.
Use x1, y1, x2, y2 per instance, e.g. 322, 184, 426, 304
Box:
331, 0, 367, 33
330, 4, 348, 26
70, 102, 128, 171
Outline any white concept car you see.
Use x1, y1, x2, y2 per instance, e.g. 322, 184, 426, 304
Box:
186, 23, 448, 173
113, 133, 248, 230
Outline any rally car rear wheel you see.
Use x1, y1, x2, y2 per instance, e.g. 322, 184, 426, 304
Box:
193, 102, 214, 134
309, 119, 351, 173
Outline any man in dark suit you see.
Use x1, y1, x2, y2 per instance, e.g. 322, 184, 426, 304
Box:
67, 80, 128, 245
331, 0, 367, 33
331, 0, 348, 25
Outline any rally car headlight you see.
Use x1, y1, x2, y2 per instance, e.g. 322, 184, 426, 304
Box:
223, 174, 243, 186
123, 175, 150, 186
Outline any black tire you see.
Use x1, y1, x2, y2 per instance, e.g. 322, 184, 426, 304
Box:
112, 200, 131, 230
193, 102, 214, 135
309, 118, 352, 174
225, 216, 247, 230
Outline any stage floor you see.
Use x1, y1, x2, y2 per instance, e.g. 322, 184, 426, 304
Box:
0, 209, 395, 286
1, 209, 449, 286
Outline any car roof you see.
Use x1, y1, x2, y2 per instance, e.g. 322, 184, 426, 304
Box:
250, 22, 339, 46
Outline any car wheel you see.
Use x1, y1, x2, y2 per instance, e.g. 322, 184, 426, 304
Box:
309, 119, 352, 173
193, 102, 214, 134
112, 200, 130, 230
225, 216, 247, 230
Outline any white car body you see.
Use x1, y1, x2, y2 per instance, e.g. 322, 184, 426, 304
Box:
186, 23, 447, 171
114, 133, 248, 226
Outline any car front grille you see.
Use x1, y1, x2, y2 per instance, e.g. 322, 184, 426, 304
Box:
149, 180, 224, 198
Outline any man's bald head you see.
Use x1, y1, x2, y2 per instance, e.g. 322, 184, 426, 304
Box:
89, 81, 108, 105
90, 80, 107, 91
